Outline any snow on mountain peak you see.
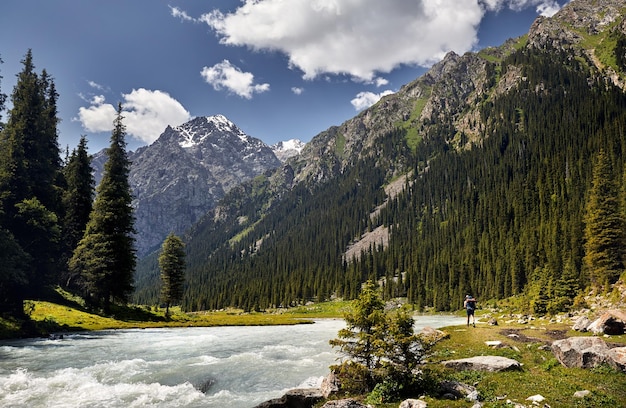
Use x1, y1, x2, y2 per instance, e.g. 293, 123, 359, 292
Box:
176, 115, 248, 148
272, 139, 306, 162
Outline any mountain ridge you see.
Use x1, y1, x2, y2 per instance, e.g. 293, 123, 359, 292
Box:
134, 0, 626, 312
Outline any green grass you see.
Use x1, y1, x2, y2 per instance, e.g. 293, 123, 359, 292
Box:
419, 319, 626, 408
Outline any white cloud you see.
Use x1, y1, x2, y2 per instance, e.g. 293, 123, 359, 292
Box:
87, 80, 108, 91
169, 5, 196, 22
351, 90, 395, 111
77, 88, 191, 145
481, 0, 564, 16
291, 87, 304, 95
200, 59, 270, 99
374, 77, 389, 87
202, 0, 484, 81
202, 0, 565, 81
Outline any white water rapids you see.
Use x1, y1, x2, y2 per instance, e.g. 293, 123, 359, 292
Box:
0, 315, 464, 408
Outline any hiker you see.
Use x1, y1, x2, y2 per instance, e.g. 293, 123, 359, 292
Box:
464, 294, 476, 327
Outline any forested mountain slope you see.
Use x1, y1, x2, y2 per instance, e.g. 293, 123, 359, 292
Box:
134, 0, 626, 312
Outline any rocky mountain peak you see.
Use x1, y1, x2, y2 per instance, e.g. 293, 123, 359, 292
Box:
272, 139, 306, 162
175, 115, 248, 148
90, 115, 283, 257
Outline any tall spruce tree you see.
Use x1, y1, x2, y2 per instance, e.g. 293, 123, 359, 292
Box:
62, 136, 94, 287
0, 54, 31, 314
70, 104, 135, 310
583, 149, 625, 291
158, 233, 186, 318
0, 50, 63, 299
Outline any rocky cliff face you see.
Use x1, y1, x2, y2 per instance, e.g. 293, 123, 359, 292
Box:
94, 115, 282, 256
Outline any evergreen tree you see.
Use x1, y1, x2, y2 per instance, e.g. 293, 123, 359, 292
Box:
70, 104, 135, 310
583, 149, 625, 291
0, 55, 6, 127
330, 280, 386, 376
0, 50, 63, 298
62, 136, 94, 287
159, 233, 186, 318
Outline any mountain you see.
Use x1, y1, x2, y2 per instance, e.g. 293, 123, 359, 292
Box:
134, 0, 626, 312
271, 139, 306, 162
94, 115, 282, 256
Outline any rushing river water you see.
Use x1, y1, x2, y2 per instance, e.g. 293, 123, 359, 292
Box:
0, 315, 464, 408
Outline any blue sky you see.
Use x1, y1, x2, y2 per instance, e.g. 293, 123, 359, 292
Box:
0, 0, 566, 153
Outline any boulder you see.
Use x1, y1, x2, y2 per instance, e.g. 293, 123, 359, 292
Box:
320, 371, 341, 398
551, 337, 612, 369
399, 399, 428, 408
608, 347, 626, 372
253, 388, 323, 408
572, 316, 591, 332
440, 380, 478, 400
441, 356, 521, 372
320, 399, 369, 408
586, 310, 626, 335
420, 326, 449, 343
573, 390, 591, 398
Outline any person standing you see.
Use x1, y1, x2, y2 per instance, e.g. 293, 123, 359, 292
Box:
464, 295, 476, 327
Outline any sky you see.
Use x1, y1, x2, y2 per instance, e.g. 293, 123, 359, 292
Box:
0, 0, 567, 154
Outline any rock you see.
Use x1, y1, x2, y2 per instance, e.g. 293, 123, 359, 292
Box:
573, 390, 591, 398
320, 371, 341, 398
526, 394, 545, 403
320, 399, 368, 408
253, 388, 323, 408
586, 310, 626, 335
485, 340, 502, 347
420, 326, 449, 343
608, 346, 626, 371
440, 380, 477, 399
551, 337, 613, 369
399, 399, 428, 408
572, 316, 591, 331
466, 390, 480, 402
487, 318, 498, 326
441, 356, 522, 372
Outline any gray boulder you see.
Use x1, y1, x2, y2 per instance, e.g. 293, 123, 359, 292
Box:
440, 380, 478, 400
320, 371, 341, 398
608, 346, 626, 371
441, 356, 521, 372
320, 399, 368, 408
551, 337, 613, 369
399, 399, 428, 408
253, 388, 323, 408
572, 316, 591, 332
586, 310, 626, 335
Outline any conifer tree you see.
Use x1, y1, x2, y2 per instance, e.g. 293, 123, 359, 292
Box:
159, 233, 186, 318
330, 280, 386, 374
70, 104, 135, 310
0, 50, 63, 297
62, 136, 94, 287
583, 149, 625, 291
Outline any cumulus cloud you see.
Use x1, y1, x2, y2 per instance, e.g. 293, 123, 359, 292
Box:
351, 90, 395, 111
77, 88, 191, 144
201, 0, 564, 81
200, 59, 270, 99
291, 87, 304, 95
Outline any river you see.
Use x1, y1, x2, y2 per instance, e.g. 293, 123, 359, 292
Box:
0, 315, 464, 408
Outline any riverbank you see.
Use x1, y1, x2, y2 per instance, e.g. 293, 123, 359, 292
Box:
0, 288, 354, 339
259, 312, 626, 408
